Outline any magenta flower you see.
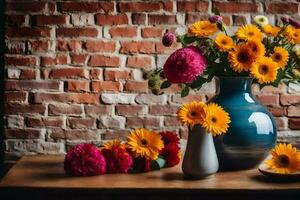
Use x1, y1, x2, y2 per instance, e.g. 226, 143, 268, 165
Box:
64, 143, 106, 176
289, 18, 300, 28
163, 46, 207, 84
162, 31, 176, 47
209, 15, 223, 23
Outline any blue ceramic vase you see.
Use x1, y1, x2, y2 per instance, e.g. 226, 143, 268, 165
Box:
211, 76, 277, 170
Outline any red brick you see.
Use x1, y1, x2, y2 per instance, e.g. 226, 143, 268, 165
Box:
33, 15, 67, 25
56, 28, 98, 37
116, 105, 145, 116
124, 81, 148, 93
6, 15, 25, 26
148, 15, 176, 25
102, 130, 130, 140
96, 14, 128, 25
127, 56, 152, 69
70, 54, 88, 65
104, 70, 132, 81
126, 117, 160, 128
6, 2, 46, 13
256, 94, 279, 106
213, 2, 259, 13
289, 118, 300, 130
30, 40, 49, 52
171, 94, 206, 104
90, 69, 102, 80
155, 42, 180, 54
267, 107, 287, 117
6, 129, 42, 139
109, 27, 137, 38
20, 69, 36, 80
4, 92, 27, 102
47, 2, 56, 13
67, 81, 89, 92
280, 95, 300, 106
57, 40, 81, 52
185, 13, 210, 24
49, 68, 87, 79
88, 55, 120, 67
5, 103, 45, 115
288, 106, 300, 117
267, 2, 298, 14
34, 93, 99, 104
118, 2, 160, 12
5, 80, 60, 91
48, 104, 82, 115
68, 118, 95, 129
177, 1, 209, 12
41, 55, 68, 66
5, 56, 36, 66
26, 117, 63, 128
149, 105, 178, 116
132, 13, 146, 25
65, 130, 98, 141
91, 81, 121, 92
6, 27, 51, 38
141, 27, 163, 38
6, 41, 25, 54
232, 15, 247, 26
164, 117, 181, 126
120, 41, 155, 54
83, 41, 115, 52
57, 2, 114, 13
161, 1, 173, 12
85, 105, 111, 116
275, 117, 286, 131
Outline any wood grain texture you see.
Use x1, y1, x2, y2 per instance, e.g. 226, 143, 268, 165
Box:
0, 155, 300, 200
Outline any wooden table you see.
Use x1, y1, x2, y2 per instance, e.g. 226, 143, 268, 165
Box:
0, 155, 299, 200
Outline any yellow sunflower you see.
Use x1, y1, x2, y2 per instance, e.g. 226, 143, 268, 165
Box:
103, 139, 124, 149
250, 57, 278, 84
201, 103, 231, 136
189, 20, 218, 37
284, 26, 300, 44
177, 101, 206, 128
265, 143, 300, 174
215, 33, 235, 52
271, 47, 289, 69
246, 39, 265, 59
127, 128, 164, 160
236, 24, 263, 41
263, 25, 280, 37
228, 44, 256, 72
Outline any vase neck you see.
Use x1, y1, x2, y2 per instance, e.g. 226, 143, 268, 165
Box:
216, 76, 253, 96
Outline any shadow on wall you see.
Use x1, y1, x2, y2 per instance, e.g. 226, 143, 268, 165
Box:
0, 0, 5, 178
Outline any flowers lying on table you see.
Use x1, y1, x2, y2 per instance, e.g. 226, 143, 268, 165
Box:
64, 129, 181, 176
265, 143, 300, 174
147, 13, 300, 97
177, 101, 231, 136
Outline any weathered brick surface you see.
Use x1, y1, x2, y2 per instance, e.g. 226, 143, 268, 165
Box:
3, 0, 300, 158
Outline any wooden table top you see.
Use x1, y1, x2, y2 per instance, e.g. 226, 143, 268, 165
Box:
0, 155, 299, 191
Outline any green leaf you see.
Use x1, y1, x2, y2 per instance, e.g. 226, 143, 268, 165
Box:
191, 76, 208, 89
160, 80, 171, 89
177, 35, 198, 46
181, 86, 190, 97
212, 7, 220, 16
151, 156, 166, 170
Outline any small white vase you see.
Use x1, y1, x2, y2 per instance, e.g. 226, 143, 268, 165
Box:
182, 125, 219, 179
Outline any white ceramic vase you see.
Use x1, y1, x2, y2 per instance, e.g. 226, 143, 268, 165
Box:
182, 125, 219, 179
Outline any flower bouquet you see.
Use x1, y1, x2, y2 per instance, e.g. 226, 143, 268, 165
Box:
147, 11, 300, 170
64, 129, 181, 176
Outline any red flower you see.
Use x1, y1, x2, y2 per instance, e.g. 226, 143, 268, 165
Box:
64, 143, 106, 176
131, 156, 152, 172
160, 131, 180, 146
162, 143, 181, 167
102, 147, 133, 173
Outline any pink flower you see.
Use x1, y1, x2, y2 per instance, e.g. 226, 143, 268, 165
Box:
64, 143, 106, 176
162, 30, 176, 47
289, 18, 300, 28
209, 15, 223, 23
163, 46, 207, 84
102, 146, 133, 173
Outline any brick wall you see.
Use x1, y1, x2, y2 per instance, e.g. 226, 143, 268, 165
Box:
3, 0, 300, 162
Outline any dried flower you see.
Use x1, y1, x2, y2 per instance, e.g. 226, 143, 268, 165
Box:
281, 16, 289, 24
209, 15, 223, 23
289, 18, 300, 28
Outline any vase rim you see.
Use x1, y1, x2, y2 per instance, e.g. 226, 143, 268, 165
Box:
215, 76, 253, 80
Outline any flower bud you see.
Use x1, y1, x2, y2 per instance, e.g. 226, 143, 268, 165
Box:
289, 18, 300, 28
281, 17, 289, 24
209, 15, 223, 23
162, 31, 176, 47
